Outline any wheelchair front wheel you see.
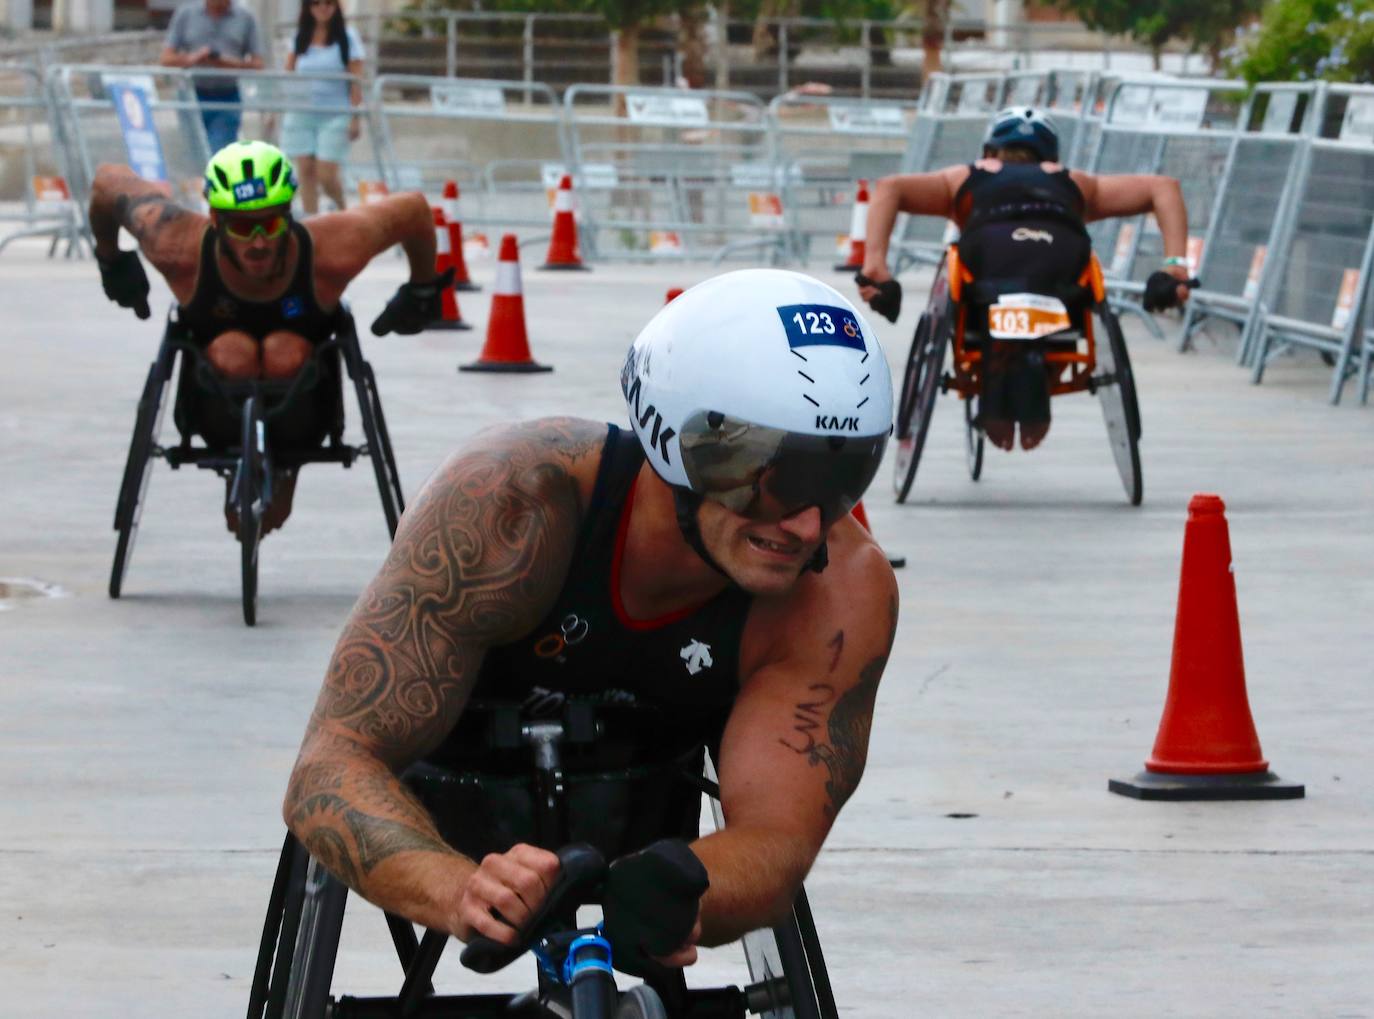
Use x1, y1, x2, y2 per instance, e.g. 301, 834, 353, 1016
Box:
893, 311, 948, 504
616, 984, 669, 1019
1096, 307, 1143, 506
963, 394, 984, 481
238, 396, 266, 626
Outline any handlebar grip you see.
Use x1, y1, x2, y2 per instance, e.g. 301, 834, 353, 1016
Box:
459, 843, 606, 974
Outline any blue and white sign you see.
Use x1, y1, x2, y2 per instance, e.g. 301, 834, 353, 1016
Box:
108, 83, 168, 183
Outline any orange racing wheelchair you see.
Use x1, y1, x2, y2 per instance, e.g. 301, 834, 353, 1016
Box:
893, 245, 1144, 505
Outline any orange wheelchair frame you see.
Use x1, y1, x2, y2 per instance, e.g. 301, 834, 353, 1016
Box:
893, 244, 1143, 505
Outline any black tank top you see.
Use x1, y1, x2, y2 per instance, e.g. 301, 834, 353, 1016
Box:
955, 163, 1087, 235
178, 222, 338, 342
424, 425, 754, 774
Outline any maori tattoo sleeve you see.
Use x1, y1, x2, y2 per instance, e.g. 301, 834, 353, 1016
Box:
284, 417, 606, 892
780, 595, 898, 819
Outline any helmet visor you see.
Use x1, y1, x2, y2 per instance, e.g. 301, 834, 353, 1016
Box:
679, 411, 887, 526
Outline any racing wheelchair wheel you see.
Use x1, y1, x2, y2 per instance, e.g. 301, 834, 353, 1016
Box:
237, 395, 267, 626
1095, 305, 1143, 506
356, 360, 404, 538
963, 394, 984, 482
616, 984, 669, 1019
110, 358, 172, 598
893, 310, 949, 504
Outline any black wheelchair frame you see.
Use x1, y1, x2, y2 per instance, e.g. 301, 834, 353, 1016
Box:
247, 708, 840, 1019
893, 248, 1143, 506
108, 305, 405, 625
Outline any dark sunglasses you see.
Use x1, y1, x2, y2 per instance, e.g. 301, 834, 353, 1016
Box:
220, 212, 291, 241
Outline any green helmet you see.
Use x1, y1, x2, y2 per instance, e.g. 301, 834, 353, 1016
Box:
203, 140, 297, 211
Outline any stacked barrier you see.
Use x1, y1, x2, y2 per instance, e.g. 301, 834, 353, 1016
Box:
562, 84, 782, 263
1247, 83, 1374, 403
0, 64, 84, 256
372, 76, 569, 246
767, 92, 919, 263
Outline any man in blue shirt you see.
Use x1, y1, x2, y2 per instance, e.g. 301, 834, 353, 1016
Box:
160, 0, 265, 151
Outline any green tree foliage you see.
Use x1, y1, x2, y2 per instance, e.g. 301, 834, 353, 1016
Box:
1230, 0, 1374, 83
1049, 0, 1262, 67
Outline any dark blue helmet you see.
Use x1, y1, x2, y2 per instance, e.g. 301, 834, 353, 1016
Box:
982, 107, 1060, 163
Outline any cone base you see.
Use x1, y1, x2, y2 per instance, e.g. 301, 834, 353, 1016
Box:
834, 262, 862, 272
454, 281, 481, 292
459, 360, 553, 373
1108, 769, 1304, 801
427, 320, 473, 332
539, 262, 591, 271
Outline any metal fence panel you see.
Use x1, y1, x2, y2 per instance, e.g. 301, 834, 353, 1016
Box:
562, 84, 782, 263
372, 75, 568, 239
768, 92, 919, 262
0, 64, 83, 255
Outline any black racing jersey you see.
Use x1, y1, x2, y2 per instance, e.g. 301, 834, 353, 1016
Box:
178, 221, 338, 342
424, 424, 753, 776
954, 162, 1087, 235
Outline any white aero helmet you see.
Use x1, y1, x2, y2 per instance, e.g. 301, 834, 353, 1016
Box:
621, 268, 893, 527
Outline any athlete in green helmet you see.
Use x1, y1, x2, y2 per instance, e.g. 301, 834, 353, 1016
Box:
89, 139, 451, 533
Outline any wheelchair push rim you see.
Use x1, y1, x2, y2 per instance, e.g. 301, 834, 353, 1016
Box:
893, 310, 947, 505
1095, 306, 1143, 506
110, 358, 172, 598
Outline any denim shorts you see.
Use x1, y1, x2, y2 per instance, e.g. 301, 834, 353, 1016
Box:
279, 112, 352, 164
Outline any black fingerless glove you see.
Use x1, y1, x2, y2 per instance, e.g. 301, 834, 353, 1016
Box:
854, 273, 902, 323
602, 838, 709, 978
370, 267, 455, 336
1142, 270, 1198, 313
97, 249, 151, 320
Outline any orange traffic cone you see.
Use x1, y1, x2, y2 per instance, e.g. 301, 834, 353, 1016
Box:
1110, 494, 1303, 800
442, 180, 478, 292
850, 500, 905, 569
461, 234, 552, 374
665, 287, 684, 304
429, 206, 471, 331
540, 174, 590, 271
835, 179, 869, 272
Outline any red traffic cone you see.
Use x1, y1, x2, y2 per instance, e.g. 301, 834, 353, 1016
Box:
461, 234, 552, 374
835, 179, 869, 272
442, 180, 478, 292
665, 287, 684, 304
429, 206, 471, 331
1110, 495, 1303, 800
540, 174, 590, 271
850, 500, 905, 569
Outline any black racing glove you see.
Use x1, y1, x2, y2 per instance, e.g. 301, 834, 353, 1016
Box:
370, 267, 455, 336
854, 272, 902, 323
602, 838, 709, 978
96, 249, 151, 320
1142, 270, 1199, 313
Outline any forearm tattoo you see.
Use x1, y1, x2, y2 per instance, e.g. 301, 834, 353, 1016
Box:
780, 595, 898, 819
285, 417, 605, 887
113, 192, 188, 245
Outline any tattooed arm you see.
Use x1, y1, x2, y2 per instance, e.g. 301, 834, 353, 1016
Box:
282, 417, 606, 940
692, 523, 899, 946
88, 164, 205, 302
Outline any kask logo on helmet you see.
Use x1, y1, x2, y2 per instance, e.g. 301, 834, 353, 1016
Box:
622, 373, 676, 464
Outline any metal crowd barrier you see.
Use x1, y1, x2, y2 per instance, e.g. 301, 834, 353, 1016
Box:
767, 92, 918, 263
1179, 82, 1320, 360
1248, 82, 1374, 403
562, 84, 783, 263
0, 63, 84, 256
372, 75, 569, 244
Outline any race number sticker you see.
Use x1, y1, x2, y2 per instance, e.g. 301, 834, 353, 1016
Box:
988, 293, 1071, 340
777, 304, 866, 351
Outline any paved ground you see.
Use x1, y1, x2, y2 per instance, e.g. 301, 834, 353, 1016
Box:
2, 237, 1372, 1017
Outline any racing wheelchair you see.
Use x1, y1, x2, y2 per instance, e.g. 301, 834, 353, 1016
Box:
247, 702, 839, 1019
108, 305, 404, 626
893, 245, 1144, 506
